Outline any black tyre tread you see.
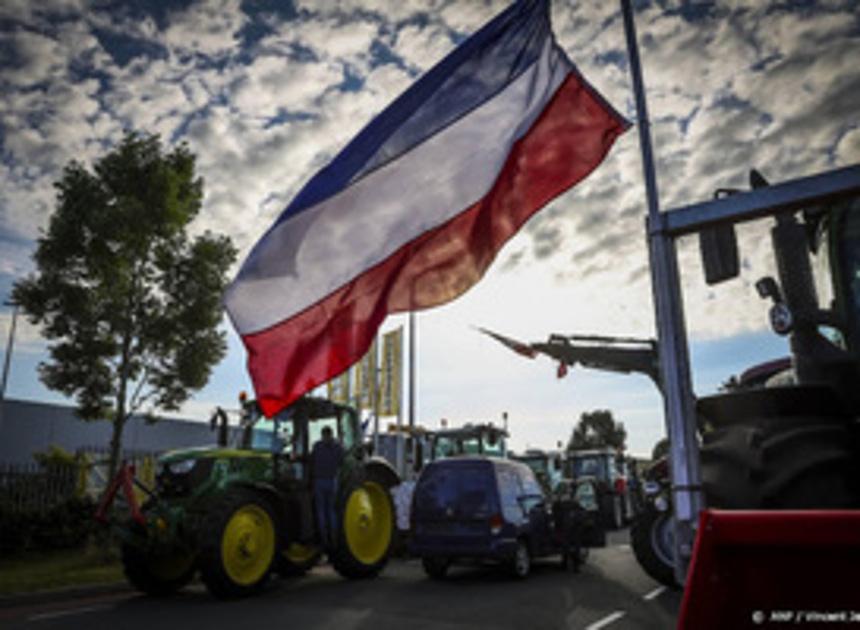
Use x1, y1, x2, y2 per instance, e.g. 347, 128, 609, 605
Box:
331, 472, 396, 580
422, 556, 449, 579
198, 489, 277, 599
630, 507, 677, 588
509, 539, 531, 579
121, 541, 195, 597
701, 412, 857, 509
274, 547, 322, 577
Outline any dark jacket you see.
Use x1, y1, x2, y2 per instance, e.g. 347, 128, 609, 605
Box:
311, 438, 344, 481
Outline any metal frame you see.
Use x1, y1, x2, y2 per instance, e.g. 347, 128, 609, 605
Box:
657, 164, 860, 236
620, 0, 860, 586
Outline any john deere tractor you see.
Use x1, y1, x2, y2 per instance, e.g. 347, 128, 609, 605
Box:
101, 396, 400, 599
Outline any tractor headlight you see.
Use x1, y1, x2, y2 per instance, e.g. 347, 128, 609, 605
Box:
167, 459, 196, 475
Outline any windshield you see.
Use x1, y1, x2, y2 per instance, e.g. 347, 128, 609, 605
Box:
835, 199, 860, 349
570, 455, 608, 481
519, 457, 548, 476
248, 416, 293, 454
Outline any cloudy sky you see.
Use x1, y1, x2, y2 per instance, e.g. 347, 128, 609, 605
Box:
1, 0, 858, 456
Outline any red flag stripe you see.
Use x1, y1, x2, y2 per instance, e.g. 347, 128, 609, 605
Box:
243, 72, 628, 416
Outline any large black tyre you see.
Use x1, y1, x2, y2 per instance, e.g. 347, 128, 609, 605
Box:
121, 538, 195, 596
422, 556, 450, 580
198, 489, 278, 599
600, 493, 624, 530
274, 543, 321, 578
700, 414, 857, 509
630, 505, 677, 588
509, 539, 531, 579
331, 469, 396, 579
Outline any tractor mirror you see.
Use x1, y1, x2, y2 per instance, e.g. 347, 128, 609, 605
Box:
699, 224, 739, 285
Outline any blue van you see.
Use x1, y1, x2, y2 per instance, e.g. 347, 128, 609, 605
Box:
410, 457, 601, 579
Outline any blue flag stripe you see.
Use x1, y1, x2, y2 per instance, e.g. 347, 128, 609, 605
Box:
274, 0, 550, 226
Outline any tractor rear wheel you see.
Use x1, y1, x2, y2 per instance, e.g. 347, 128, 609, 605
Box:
121, 539, 195, 596
701, 414, 857, 509
630, 505, 676, 588
275, 542, 321, 577
198, 489, 278, 599
332, 473, 395, 579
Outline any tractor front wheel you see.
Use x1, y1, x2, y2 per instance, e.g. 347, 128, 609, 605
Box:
332, 477, 394, 579
198, 489, 278, 599
630, 505, 677, 588
121, 541, 195, 596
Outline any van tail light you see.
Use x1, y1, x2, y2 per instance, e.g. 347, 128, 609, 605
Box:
615, 478, 626, 495
489, 514, 503, 535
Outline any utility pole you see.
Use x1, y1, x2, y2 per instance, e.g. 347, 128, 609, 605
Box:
1, 301, 19, 401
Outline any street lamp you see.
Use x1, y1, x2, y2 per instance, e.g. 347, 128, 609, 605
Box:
1, 300, 19, 401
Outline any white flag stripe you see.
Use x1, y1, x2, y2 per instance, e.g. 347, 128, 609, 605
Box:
225, 37, 570, 335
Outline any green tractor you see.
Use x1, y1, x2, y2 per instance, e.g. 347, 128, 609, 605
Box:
98, 396, 400, 599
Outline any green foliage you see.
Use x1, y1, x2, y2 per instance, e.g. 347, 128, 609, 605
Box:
0, 496, 99, 555
567, 409, 627, 451
33, 444, 87, 469
651, 437, 670, 461
13, 132, 237, 477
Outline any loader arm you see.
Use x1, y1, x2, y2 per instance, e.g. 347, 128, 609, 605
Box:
478, 327, 661, 389
534, 335, 661, 389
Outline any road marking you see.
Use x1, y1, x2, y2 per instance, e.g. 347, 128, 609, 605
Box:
617, 544, 631, 550
29, 604, 110, 622
585, 610, 626, 630
643, 586, 667, 601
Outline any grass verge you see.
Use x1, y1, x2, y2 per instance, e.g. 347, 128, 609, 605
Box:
0, 545, 124, 596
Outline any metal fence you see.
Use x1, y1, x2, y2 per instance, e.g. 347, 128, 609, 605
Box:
0, 447, 161, 513
0, 461, 82, 513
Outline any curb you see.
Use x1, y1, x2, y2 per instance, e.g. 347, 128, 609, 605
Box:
0, 582, 132, 609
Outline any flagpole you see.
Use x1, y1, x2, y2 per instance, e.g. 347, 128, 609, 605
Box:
408, 311, 416, 430
619, 0, 702, 586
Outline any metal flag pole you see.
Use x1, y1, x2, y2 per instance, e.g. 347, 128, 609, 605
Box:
408, 311, 416, 430
619, 0, 703, 585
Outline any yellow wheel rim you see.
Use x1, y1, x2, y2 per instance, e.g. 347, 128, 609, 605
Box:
344, 482, 392, 565
284, 542, 318, 564
221, 504, 275, 586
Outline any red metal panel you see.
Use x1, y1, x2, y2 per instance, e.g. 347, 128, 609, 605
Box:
679, 509, 860, 630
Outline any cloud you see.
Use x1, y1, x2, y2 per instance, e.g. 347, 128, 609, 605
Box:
0, 0, 858, 432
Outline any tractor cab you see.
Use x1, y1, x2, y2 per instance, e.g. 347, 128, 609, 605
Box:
429, 423, 509, 461
511, 449, 566, 494
241, 395, 362, 474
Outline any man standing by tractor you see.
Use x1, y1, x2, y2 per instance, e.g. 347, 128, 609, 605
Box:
311, 426, 344, 551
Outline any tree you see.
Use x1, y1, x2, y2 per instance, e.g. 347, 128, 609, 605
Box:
651, 437, 670, 461
567, 409, 627, 451
14, 132, 237, 481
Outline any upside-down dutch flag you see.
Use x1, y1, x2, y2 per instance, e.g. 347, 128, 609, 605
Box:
225, 0, 629, 417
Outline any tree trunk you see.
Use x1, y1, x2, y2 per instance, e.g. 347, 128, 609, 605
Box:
107, 412, 127, 485
107, 331, 133, 484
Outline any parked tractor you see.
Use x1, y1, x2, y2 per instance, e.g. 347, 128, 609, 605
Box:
511, 448, 566, 494
429, 422, 509, 460
97, 395, 400, 599
567, 448, 637, 530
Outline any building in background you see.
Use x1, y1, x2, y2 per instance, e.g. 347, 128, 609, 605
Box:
0, 398, 233, 465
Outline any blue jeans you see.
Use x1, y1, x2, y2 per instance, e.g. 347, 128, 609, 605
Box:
314, 478, 338, 549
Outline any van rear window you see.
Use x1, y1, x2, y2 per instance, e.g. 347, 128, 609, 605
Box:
414, 463, 495, 519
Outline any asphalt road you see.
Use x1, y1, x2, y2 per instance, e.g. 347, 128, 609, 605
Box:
1, 530, 681, 630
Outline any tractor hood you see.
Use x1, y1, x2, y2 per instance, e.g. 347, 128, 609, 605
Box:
158, 446, 270, 465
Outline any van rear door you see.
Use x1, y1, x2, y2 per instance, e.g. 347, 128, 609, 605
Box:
413, 461, 497, 541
